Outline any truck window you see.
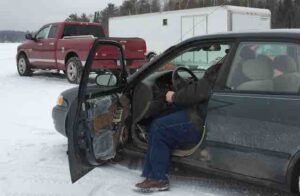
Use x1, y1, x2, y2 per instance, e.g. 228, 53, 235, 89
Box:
36, 26, 51, 40
48, 25, 58, 39
63, 25, 104, 38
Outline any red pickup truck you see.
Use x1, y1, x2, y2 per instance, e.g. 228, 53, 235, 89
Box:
16, 22, 147, 83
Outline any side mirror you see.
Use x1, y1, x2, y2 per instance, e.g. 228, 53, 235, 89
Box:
25, 33, 35, 41
95, 73, 117, 87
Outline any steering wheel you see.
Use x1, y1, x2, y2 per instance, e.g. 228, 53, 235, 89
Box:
172, 66, 198, 92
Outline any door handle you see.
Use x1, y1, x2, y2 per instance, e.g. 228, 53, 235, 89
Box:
49, 43, 54, 46
37, 43, 43, 46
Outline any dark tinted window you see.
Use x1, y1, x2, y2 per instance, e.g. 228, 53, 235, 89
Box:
48, 25, 58, 38
63, 25, 104, 38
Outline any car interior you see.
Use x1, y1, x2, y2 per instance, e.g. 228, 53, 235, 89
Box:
129, 44, 230, 157
85, 41, 300, 161
83, 42, 300, 161
84, 43, 231, 159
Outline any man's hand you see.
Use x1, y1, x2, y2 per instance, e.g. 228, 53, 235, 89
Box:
166, 91, 175, 103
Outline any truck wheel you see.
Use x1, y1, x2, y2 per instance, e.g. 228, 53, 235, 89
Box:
66, 57, 82, 84
17, 54, 32, 76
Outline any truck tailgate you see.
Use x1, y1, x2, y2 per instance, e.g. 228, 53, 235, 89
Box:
109, 37, 146, 59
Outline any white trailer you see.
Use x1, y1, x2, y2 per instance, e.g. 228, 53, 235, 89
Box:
109, 5, 271, 57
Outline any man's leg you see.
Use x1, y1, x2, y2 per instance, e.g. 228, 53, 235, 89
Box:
136, 110, 201, 191
141, 122, 154, 179
149, 110, 201, 180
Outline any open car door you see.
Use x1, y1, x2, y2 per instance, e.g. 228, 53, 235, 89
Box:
66, 40, 130, 183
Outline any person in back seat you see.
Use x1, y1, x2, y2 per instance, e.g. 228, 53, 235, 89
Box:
273, 55, 297, 77
273, 55, 300, 92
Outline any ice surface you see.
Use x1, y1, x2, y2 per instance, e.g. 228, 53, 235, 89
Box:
0, 43, 290, 196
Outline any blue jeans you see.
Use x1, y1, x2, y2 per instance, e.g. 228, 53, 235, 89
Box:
142, 110, 201, 181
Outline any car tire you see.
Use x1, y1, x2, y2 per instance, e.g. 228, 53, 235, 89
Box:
65, 57, 82, 84
17, 54, 32, 76
291, 164, 300, 195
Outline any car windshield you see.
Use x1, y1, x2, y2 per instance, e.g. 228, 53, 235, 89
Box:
158, 43, 231, 73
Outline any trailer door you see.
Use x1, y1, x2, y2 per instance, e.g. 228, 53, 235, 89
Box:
193, 15, 207, 36
181, 16, 194, 41
181, 15, 207, 41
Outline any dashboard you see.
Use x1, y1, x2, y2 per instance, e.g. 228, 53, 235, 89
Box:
132, 71, 174, 122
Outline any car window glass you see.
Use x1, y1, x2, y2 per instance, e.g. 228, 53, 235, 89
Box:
36, 26, 51, 40
48, 25, 58, 39
226, 42, 300, 94
159, 44, 230, 72
63, 25, 105, 38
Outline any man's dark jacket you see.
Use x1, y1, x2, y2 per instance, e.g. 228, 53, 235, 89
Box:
172, 63, 222, 128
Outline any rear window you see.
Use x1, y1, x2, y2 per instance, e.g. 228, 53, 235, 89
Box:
63, 25, 105, 38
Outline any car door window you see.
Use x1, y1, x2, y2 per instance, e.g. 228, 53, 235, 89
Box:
48, 25, 58, 39
226, 42, 300, 93
35, 26, 51, 40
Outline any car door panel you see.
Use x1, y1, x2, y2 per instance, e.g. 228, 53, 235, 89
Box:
87, 94, 129, 161
67, 93, 129, 182
205, 92, 300, 183
67, 40, 128, 183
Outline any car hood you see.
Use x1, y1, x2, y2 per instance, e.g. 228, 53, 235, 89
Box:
60, 85, 118, 108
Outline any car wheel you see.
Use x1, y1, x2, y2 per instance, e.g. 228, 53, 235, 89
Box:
17, 54, 32, 76
65, 57, 82, 84
291, 164, 300, 195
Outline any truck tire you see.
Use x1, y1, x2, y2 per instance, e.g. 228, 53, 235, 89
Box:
17, 54, 32, 76
65, 57, 82, 84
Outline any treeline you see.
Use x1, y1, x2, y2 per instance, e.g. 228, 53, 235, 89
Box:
0, 31, 26, 43
66, 0, 300, 34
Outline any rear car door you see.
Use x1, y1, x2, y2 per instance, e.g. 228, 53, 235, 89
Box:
205, 40, 300, 183
67, 40, 130, 183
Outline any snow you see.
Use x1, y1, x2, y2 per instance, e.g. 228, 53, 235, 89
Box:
0, 43, 290, 196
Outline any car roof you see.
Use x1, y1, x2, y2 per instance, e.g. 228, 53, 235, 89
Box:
184, 29, 300, 43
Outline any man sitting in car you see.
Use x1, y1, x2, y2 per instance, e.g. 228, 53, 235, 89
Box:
134, 57, 224, 192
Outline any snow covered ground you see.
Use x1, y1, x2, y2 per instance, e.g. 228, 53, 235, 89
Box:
0, 43, 291, 196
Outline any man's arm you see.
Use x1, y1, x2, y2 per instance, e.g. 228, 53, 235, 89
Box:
170, 78, 211, 106
166, 63, 222, 106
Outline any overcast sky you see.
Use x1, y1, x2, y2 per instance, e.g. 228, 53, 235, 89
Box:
0, 0, 124, 31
